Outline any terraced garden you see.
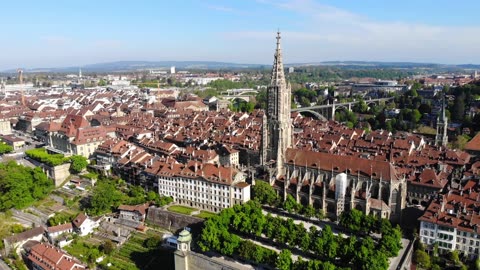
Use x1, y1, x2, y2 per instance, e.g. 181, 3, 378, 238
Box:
167, 205, 196, 215
194, 210, 216, 219
106, 231, 174, 270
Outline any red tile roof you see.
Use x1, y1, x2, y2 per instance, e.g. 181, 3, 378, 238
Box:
27, 242, 86, 270
285, 148, 400, 181
465, 132, 480, 152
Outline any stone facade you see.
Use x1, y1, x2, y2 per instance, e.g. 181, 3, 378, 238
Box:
0, 119, 12, 135
276, 149, 407, 222
155, 161, 250, 213
146, 207, 204, 232
261, 32, 292, 177
435, 94, 448, 147
44, 163, 71, 187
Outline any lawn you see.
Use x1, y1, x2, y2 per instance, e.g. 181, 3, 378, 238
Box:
64, 237, 101, 263
107, 231, 174, 270
194, 210, 216, 219
167, 205, 196, 215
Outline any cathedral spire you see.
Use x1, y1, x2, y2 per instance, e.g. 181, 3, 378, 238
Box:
435, 92, 448, 147
261, 32, 292, 178
271, 31, 286, 86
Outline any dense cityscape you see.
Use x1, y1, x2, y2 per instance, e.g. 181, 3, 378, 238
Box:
2, 2, 480, 270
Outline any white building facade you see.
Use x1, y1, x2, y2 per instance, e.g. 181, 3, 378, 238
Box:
157, 165, 250, 213
420, 221, 480, 259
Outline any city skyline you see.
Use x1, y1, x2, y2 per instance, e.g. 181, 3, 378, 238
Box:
2, 0, 480, 70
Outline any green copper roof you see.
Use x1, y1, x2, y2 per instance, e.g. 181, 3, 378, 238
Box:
178, 229, 192, 242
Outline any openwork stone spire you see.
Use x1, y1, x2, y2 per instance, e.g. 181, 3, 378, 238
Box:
271, 31, 286, 87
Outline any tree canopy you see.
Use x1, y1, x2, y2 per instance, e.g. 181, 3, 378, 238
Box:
0, 161, 53, 211
199, 200, 401, 270
86, 178, 172, 215
25, 148, 70, 167
0, 142, 13, 155
70, 155, 88, 174
252, 180, 279, 206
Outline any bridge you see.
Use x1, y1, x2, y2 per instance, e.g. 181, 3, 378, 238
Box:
292, 97, 394, 120
220, 88, 259, 96
221, 95, 253, 102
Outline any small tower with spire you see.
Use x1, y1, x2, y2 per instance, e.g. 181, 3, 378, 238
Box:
174, 228, 192, 270
0, 78, 5, 98
435, 93, 448, 147
79, 68, 82, 79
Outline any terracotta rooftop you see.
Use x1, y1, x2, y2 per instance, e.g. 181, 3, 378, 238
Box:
285, 148, 401, 181
465, 132, 480, 152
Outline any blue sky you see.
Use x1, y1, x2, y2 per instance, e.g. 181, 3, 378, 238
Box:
1, 0, 480, 69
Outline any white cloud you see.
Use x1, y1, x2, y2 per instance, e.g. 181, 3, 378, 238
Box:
207, 5, 234, 12
40, 35, 72, 45
226, 0, 480, 64
90, 39, 123, 49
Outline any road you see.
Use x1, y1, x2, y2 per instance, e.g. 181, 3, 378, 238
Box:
0, 130, 44, 167
0, 259, 11, 270
388, 238, 410, 270
262, 209, 352, 238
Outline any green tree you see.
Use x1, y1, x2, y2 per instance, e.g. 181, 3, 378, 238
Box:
0, 142, 13, 154
255, 90, 267, 109
144, 236, 161, 249
127, 185, 146, 205
69, 155, 88, 174
353, 99, 368, 113
316, 209, 324, 220
449, 250, 460, 264
411, 109, 422, 123
98, 79, 107, 86
146, 190, 157, 201
252, 180, 278, 206
48, 212, 74, 226
451, 92, 466, 122
320, 226, 337, 260
339, 209, 364, 233
450, 135, 470, 150
283, 194, 298, 213
156, 195, 173, 206
379, 226, 402, 257
0, 162, 53, 211
302, 205, 316, 219
102, 240, 115, 255
238, 240, 256, 261
276, 249, 292, 270
86, 248, 100, 264
87, 180, 123, 215
25, 148, 69, 166
363, 250, 389, 270
418, 103, 431, 115
339, 235, 357, 262
413, 249, 431, 269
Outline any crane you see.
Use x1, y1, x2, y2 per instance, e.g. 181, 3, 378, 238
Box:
17, 69, 25, 106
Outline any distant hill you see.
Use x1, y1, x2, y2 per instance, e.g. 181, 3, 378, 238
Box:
2, 61, 267, 73
3, 60, 480, 73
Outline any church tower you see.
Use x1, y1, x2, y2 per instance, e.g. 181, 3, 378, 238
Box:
261, 32, 292, 177
435, 94, 448, 147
